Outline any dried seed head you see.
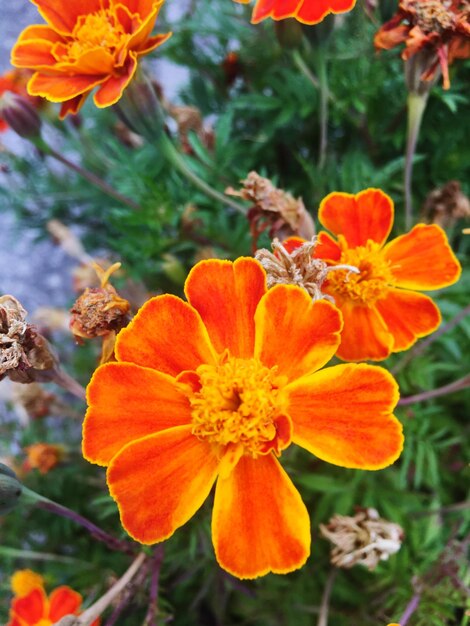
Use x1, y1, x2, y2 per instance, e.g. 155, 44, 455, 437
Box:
255, 238, 359, 302
320, 508, 404, 571
421, 180, 470, 228
23, 443, 65, 474
12, 382, 56, 420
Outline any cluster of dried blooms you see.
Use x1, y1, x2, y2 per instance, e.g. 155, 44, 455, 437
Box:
421, 180, 470, 228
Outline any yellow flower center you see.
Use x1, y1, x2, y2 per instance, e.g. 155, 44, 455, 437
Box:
188, 353, 290, 459
62, 9, 129, 62
327, 237, 394, 305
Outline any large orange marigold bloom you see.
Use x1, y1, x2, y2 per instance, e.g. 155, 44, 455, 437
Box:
7, 577, 98, 626
83, 257, 403, 579
234, 0, 356, 25
312, 188, 461, 362
11, 0, 171, 118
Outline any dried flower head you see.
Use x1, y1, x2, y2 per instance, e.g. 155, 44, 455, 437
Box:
421, 180, 470, 228
12, 382, 56, 421
374, 0, 470, 90
23, 443, 65, 474
320, 508, 404, 570
255, 238, 359, 301
0, 295, 57, 384
226, 172, 315, 250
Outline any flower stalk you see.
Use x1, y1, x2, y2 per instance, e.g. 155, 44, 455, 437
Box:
317, 569, 337, 626
404, 91, 428, 228
398, 374, 470, 406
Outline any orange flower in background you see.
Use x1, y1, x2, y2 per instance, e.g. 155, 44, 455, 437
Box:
83, 257, 403, 579
374, 0, 470, 89
11, 0, 171, 118
7, 570, 98, 626
234, 0, 357, 25
23, 443, 65, 474
311, 188, 461, 361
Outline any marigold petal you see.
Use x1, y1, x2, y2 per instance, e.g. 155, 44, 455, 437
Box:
116, 294, 217, 377
135, 32, 172, 56
93, 53, 137, 107
286, 364, 403, 469
212, 454, 310, 578
254, 285, 342, 380
124, 0, 163, 20
185, 258, 267, 359
31, 0, 102, 33
128, 2, 168, 51
11, 26, 63, 69
48, 587, 82, 621
319, 189, 394, 248
83, 363, 192, 466
107, 426, 219, 544
59, 93, 89, 119
55, 47, 115, 75
383, 224, 461, 290
252, 0, 299, 23
28, 72, 106, 102
334, 298, 394, 361
314, 231, 341, 261
296, 0, 356, 24
11, 587, 47, 623
375, 288, 441, 352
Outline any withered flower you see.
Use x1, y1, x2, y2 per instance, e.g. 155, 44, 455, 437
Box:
23, 443, 65, 474
320, 508, 403, 570
374, 0, 470, 91
12, 382, 56, 421
421, 180, 470, 228
0, 295, 57, 384
226, 172, 315, 250
255, 237, 359, 301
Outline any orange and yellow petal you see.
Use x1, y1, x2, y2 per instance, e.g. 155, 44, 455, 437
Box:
28, 72, 106, 102
10, 587, 47, 624
11, 26, 63, 69
31, 0, 102, 34
375, 288, 441, 352
107, 426, 220, 544
212, 454, 310, 578
10, 571, 44, 598
286, 363, 403, 469
185, 258, 267, 359
125, 0, 164, 21
135, 32, 173, 56
251, 0, 355, 24
314, 231, 341, 261
319, 189, 394, 248
93, 53, 137, 107
254, 285, 342, 381
48, 587, 82, 621
59, 92, 89, 119
128, 2, 164, 51
333, 298, 394, 361
383, 224, 461, 291
116, 294, 216, 377
83, 363, 192, 466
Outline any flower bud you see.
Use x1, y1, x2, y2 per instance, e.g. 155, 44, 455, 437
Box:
275, 19, 303, 49
0, 91, 41, 138
0, 464, 22, 515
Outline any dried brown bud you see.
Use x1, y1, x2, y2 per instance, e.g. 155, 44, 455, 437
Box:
167, 104, 213, 155
0, 92, 41, 138
421, 180, 470, 229
320, 508, 404, 570
226, 172, 315, 250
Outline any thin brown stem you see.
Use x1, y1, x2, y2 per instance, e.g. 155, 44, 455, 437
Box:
51, 368, 87, 401
398, 374, 470, 406
317, 569, 337, 626
144, 545, 165, 626
399, 593, 421, 626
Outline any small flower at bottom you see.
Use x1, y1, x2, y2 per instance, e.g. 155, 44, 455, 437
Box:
7, 571, 98, 626
83, 257, 403, 579
311, 188, 461, 361
234, 0, 357, 25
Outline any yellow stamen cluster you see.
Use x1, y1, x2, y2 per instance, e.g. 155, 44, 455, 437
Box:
65, 10, 128, 61
328, 237, 394, 305
190, 354, 285, 457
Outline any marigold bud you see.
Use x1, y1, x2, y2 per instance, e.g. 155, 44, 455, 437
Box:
275, 19, 303, 49
0, 464, 22, 515
0, 91, 41, 138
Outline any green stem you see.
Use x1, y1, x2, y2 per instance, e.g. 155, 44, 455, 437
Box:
316, 51, 329, 170
404, 92, 428, 229
292, 49, 320, 89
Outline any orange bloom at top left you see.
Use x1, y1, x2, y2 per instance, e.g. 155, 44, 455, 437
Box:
11, 0, 171, 118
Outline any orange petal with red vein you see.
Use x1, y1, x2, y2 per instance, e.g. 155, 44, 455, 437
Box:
11, 41, 57, 69
383, 224, 461, 290
59, 93, 89, 119
185, 258, 267, 359
375, 288, 441, 351
212, 454, 310, 578
333, 298, 394, 361
255, 285, 342, 381
116, 294, 216, 377
107, 426, 220, 544
94, 53, 137, 107
48, 587, 82, 621
28, 72, 106, 101
252, 0, 299, 22
297, 0, 356, 23
286, 363, 402, 469
83, 363, 192, 466
313, 231, 341, 261
31, 0, 102, 34
11, 588, 47, 623
319, 188, 394, 248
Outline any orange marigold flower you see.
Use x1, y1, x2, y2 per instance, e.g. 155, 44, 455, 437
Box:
83, 257, 403, 579
310, 188, 461, 361
7, 577, 98, 626
11, 0, 172, 118
234, 0, 356, 25
10, 571, 45, 598
374, 0, 470, 90
23, 443, 65, 474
